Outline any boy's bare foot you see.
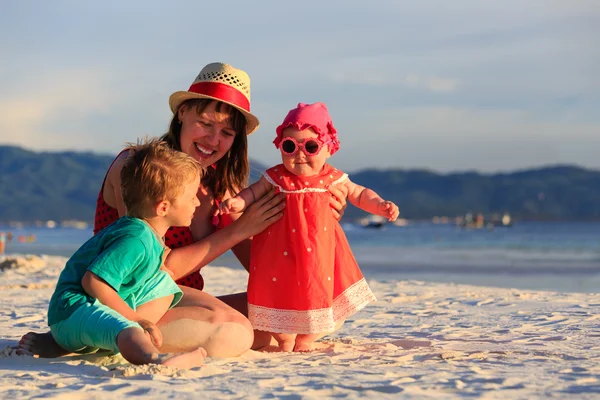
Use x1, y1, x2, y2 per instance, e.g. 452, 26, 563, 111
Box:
17, 332, 70, 358
161, 347, 207, 369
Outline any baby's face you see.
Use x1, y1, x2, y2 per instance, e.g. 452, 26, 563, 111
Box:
280, 127, 330, 177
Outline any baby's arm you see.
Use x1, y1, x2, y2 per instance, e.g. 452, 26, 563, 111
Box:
81, 271, 162, 345
218, 176, 272, 215
344, 179, 400, 222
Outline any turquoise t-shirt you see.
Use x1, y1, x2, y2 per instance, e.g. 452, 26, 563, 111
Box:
48, 217, 181, 326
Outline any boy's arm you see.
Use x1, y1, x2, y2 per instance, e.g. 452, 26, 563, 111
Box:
345, 179, 400, 221
81, 271, 162, 345
81, 271, 142, 322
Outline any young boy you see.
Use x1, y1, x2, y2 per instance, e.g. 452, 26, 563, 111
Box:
46, 139, 206, 368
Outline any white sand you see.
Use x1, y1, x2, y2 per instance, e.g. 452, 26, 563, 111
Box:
0, 254, 599, 399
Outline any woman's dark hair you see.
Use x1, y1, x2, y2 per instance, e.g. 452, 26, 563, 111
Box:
161, 99, 249, 199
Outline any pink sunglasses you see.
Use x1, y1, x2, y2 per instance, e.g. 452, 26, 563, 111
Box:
280, 137, 330, 157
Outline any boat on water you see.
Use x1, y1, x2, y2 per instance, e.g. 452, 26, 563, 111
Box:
356, 216, 409, 229
393, 218, 409, 227
357, 215, 386, 229
457, 212, 513, 229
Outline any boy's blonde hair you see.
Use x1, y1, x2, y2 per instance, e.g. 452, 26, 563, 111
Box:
121, 138, 203, 218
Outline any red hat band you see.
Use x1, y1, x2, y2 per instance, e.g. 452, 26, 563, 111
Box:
188, 81, 250, 112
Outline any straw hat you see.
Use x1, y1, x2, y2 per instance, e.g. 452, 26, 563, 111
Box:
169, 62, 260, 135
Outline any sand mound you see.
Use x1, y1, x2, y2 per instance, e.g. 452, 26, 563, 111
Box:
0, 255, 46, 272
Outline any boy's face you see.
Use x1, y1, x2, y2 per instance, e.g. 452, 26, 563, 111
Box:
167, 174, 201, 227
280, 127, 330, 177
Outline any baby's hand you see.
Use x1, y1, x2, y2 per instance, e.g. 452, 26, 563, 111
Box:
217, 198, 246, 215
378, 201, 400, 222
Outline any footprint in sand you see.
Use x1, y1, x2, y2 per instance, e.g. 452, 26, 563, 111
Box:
391, 340, 432, 349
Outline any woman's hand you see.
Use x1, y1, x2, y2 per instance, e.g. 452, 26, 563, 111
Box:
329, 184, 349, 221
234, 189, 285, 238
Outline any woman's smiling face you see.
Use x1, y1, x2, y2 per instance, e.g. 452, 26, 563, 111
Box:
178, 101, 237, 167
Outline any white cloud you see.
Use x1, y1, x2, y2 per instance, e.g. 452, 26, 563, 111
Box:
0, 69, 115, 147
405, 75, 460, 93
0, 0, 598, 172
328, 71, 460, 93
348, 106, 598, 140
322, 106, 600, 172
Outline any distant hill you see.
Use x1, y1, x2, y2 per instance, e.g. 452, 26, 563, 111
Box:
0, 145, 267, 223
0, 146, 114, 223
347, 165, 600, 220
0, 145, 599, 222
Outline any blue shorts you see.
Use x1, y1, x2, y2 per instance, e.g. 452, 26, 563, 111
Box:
50, 299, 141, 354
50, 271, 183, 354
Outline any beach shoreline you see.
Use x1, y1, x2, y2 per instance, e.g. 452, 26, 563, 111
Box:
1, 254, 599, 399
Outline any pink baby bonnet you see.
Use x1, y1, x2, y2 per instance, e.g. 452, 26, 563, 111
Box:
274, 102, 341, 156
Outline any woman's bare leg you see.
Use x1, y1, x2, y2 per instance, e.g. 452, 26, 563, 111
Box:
117, 327, 206, 369
217, 291, 276, 350
156, 286, 254, 358
135, 295, 174, 324
17, 289, 254, 359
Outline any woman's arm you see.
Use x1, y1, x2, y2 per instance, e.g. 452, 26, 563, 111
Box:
231, 238, 252, 272
224, 177, 273, 271
104, 153, 129, 217
165, 190, 285, 279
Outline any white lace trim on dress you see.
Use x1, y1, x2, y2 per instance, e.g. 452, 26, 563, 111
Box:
248, 278, 376, 334
263, 171, 348, 194
330, 173, 348, 186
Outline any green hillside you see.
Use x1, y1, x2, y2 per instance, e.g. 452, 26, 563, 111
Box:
1, 145, 599, 222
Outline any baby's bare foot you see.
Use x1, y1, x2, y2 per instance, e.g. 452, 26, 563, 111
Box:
17, 332, 70, 358
293, 341, 315, 352
278, 341, 294, 352
294, 333, 318, 352
272, 332, 295, 352
161, 347, 207, 369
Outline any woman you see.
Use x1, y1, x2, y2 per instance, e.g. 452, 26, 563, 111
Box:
19, 62, 347, 358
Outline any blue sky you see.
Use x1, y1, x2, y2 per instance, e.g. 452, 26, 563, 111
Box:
1, 0, 598, 173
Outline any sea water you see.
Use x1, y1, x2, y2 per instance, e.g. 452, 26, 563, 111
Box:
2, 221, 599, 293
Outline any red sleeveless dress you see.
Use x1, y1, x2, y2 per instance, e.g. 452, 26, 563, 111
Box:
247, 164, 376, 334
93, 152, 222, 291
